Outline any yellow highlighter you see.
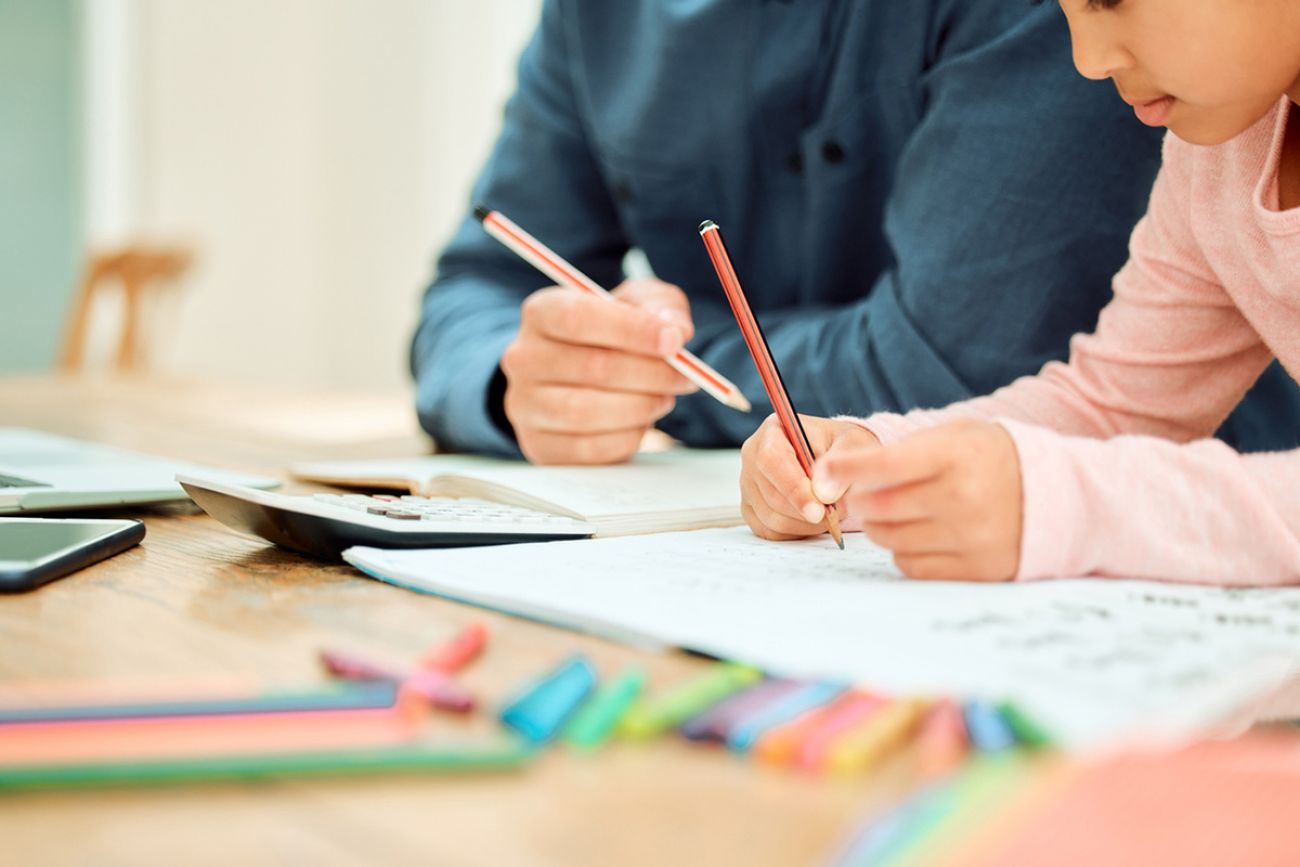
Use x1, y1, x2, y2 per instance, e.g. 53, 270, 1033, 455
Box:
822, 698, 929, 776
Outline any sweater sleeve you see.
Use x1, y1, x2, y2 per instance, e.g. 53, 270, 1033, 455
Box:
848, 135, 1299, 585
1005, 421, 1300, 585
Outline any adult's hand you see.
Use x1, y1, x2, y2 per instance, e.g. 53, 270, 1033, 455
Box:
501, 278, 698, 464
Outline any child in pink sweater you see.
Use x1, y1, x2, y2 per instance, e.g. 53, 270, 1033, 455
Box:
739, 0, 1300, 586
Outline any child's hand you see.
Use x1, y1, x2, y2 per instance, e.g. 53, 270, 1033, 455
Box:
813, 419, 1023, 582
740, 414, 879, 540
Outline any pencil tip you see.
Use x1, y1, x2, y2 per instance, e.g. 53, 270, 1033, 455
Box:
728, 393, 753, 413
473, 204, 491, 222
836, 538, 845, 551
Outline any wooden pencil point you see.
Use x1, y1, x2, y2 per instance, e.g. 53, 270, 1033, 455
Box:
826, 506, 845, 550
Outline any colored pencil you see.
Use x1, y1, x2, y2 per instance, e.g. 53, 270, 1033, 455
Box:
699, 219, 844, 548
475, 206, 752, 413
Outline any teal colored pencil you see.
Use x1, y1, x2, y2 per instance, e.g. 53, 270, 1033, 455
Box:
564, 666, 645, 751
0, 740, 533, 792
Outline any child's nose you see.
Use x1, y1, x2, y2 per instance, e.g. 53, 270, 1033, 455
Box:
1067, 18, 1132, 81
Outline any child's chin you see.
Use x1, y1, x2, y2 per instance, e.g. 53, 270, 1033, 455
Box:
1170, 109, 1273, 147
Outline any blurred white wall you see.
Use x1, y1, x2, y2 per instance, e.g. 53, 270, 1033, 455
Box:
84, 0, 540, 389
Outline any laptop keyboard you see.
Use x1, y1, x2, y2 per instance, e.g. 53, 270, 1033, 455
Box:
0, 473, 49, 488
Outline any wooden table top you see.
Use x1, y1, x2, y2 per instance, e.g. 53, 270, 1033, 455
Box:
0, 375, 902, 867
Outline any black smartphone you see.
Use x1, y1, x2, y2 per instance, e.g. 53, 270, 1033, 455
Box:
0, 518, 145, 592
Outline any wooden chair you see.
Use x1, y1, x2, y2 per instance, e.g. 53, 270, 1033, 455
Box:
59, 244, 193, 373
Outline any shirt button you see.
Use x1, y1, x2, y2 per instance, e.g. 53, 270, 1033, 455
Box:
786, 152, 804, 175
822, 141, 846, 164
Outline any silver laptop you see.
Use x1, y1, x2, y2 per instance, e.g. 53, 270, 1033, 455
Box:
0, 428, 277, 514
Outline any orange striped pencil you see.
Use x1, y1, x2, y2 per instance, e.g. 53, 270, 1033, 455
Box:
475, 205, 752, 413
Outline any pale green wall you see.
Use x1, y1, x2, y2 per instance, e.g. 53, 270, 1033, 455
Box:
0, 0, 81, 372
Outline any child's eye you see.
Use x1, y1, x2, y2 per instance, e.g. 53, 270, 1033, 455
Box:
1087, 0, 1123, 9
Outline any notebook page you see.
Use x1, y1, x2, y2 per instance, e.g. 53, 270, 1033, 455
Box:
431, 450, 741, 520
345, 527, 1300, 747
294, 450, 741, 527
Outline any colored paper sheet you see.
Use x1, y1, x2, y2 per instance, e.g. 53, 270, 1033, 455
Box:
947, 736, 1300, 867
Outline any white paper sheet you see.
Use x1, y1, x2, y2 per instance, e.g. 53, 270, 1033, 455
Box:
344, 527, 1300, 746
295, 449, 742, 529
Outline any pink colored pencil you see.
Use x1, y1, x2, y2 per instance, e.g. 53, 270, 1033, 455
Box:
421, 622, 489, 673
796, 693, 888, 772
915, 699, 969, 780
0, 694, 426, 766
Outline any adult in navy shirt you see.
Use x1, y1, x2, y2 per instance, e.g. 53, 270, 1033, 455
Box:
412, 0, 1299, 463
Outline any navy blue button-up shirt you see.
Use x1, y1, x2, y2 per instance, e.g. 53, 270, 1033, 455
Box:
412, 0, 1300, 455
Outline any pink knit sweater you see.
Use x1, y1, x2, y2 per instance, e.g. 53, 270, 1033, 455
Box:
859, 98, 1300, 586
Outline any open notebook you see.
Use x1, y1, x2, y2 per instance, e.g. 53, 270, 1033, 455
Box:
291, 449, 742, 537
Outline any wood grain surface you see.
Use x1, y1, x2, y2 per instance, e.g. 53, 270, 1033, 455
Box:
0, 375, 904, 867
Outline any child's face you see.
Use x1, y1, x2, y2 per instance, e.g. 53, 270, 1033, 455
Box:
1060, 0, 1300, 145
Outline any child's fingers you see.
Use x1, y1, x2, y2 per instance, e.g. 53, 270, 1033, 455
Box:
749, 418, 825, 522
890, 552, 970, 582
740, 502, 812, 542
810, 435, 865, 505
740, 469, 822, 539
843, 481, 932, 525
859, 518, 956, 557
817, 434, 950, 497
751, 465, 824, 529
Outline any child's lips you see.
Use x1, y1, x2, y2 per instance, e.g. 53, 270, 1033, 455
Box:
1131, 95, 1176, 127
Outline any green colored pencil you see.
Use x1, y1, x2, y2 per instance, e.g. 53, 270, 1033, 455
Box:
619, 662, 762, 739
565, 666, 645, 750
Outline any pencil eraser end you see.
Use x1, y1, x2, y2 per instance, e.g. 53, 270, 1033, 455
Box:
473, 204, 491, 222
698, 219, 718, 234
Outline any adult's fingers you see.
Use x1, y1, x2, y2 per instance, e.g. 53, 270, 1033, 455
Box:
516, 426, 647, 466
612, 278, 695, 342
521, 286, 688, 357
501, 339, 697, 395
506, 384, 674, 434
